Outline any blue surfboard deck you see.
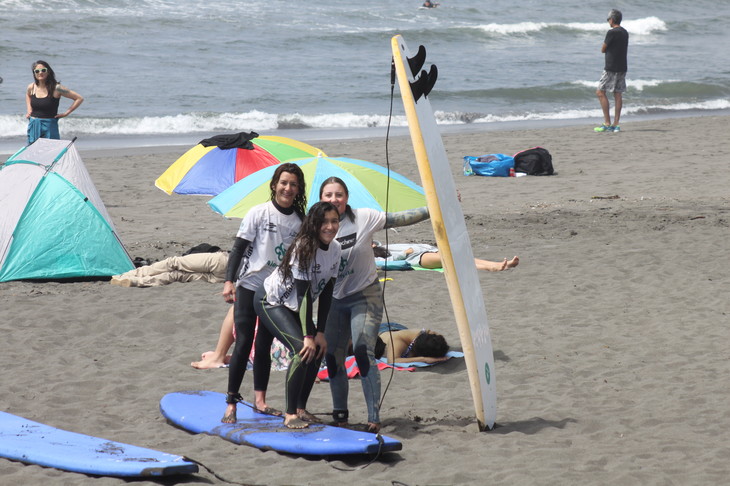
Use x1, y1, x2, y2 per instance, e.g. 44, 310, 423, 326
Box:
0, 411, 198, 477
160, 390, 403, 456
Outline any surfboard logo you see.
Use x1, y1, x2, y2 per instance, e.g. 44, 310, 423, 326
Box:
336, 232, 356, 250
484, 362, 491, 385
274, 242, 286, 261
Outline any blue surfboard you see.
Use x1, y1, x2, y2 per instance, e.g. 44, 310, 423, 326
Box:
160, 390, 403, 456
0, 411, 198, 477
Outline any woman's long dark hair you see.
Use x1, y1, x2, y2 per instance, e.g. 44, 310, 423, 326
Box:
269, 163, 307, 218
32, 60, 58, 90
278, 201, 338, 283
319, 176, 355, 222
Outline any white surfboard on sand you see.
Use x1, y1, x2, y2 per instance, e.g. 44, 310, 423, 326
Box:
391, 34, 497, 430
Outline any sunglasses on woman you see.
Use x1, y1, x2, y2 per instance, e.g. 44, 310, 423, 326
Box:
34, 68, 48, 74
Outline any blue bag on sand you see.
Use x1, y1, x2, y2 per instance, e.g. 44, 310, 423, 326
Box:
463, 153, 514, 177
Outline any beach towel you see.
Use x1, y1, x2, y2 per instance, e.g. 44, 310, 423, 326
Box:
374, 243, 445, 272
375, 260, 443, 272
316, 351, 464, 381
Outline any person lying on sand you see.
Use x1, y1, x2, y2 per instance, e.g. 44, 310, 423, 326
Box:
376, 323, 450, 364
373, 242, 519, 272
110, 250, 228, 287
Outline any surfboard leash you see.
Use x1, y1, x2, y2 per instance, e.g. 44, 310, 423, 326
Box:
379, 57, 398, 411
181, 455, 257, 486
327, 433, 387, 472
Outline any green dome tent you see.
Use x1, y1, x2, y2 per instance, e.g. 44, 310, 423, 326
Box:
0, 138, 134, 282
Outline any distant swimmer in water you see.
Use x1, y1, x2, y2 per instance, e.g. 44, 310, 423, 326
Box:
422, 1, 439, 7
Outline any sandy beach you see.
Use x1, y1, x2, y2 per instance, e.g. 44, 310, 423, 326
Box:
1, 115, 729, 485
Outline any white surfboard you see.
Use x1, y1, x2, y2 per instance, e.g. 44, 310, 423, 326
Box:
391, 35, 497, 430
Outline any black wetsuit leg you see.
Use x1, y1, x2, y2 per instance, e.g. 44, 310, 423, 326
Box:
227, 287, 257, 396
297, 356, 322, 410
252, 318, 274, 393
254, 291, 307, 415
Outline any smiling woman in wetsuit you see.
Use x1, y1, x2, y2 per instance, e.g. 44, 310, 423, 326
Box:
253, 201, 342, 429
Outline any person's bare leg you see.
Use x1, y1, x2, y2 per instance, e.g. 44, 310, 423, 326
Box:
474, 256, 519, 271
417, 252, 443, 269
596, 89, 611, 126
253, 390, 282, 416
613, 92, 623, 126
192, 307, 235, 369
475, 258, 507, 271
421, 251, 519, 272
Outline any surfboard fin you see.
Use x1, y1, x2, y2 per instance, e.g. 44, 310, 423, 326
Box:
409, 64, 438, 102
407, 45, 427, 77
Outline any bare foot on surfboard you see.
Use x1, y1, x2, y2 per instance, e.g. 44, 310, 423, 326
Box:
297, 409, 322, 423
284, 414, 309, 429
221, 404, 237, 423
253, 404, 283, 417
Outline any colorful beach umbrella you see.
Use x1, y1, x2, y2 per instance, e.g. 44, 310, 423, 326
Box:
154, 133, 326, 196
208, 155, 427, 219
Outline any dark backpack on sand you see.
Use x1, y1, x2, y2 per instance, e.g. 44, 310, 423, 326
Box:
513, 147, 554, 175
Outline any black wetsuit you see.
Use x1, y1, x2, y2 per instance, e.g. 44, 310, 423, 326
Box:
254, 280, 332, 415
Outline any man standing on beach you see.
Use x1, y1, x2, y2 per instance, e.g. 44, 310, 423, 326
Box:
595, 9, 628, 133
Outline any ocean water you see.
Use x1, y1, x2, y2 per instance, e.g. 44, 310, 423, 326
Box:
1, 0, 728, 150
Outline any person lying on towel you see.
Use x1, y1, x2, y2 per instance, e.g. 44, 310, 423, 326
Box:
373, 242, 519, 272
375, 322, 449, 364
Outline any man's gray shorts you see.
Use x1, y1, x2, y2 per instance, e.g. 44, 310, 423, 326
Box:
598, 71, 627, 93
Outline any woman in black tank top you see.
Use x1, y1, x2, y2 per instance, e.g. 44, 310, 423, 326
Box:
25, 60, 84, 145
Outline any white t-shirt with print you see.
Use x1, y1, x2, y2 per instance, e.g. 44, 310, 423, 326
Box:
264, 239, 341, 312
235, 201, 302, 291
333, 208, 386, 299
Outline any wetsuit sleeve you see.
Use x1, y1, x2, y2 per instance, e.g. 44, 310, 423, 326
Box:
384, 206, 430, 229
316, 279, 334, 333
293, 279, 315, 336
225, 237, 251, 282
